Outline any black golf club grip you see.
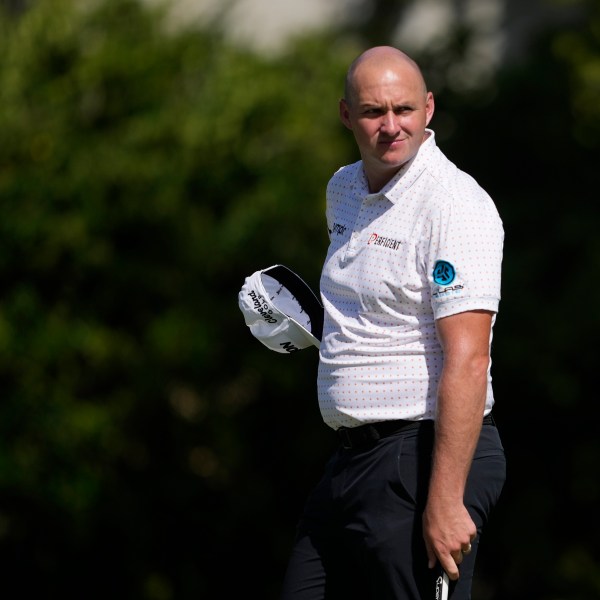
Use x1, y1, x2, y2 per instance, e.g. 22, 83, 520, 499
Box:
434, 567, 449, 600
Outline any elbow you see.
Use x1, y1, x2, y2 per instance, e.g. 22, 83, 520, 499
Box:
471, 353, 491, 380
444, 349, 490, 381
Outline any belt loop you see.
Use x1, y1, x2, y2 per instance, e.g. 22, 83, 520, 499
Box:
338, 428, 352, 450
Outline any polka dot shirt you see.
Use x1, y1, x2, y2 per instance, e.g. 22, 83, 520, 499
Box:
317, 130, 504, 430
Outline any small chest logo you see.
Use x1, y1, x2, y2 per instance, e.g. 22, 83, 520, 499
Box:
367, 233, 402, 251
433, 260, 456, 285
331, 222, 347, 236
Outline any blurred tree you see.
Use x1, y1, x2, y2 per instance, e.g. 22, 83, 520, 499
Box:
0, 0, 27, 16
0, 0, 598, 598
348, 0, 410, 45
0, 0, 357, 597
425, 2, 600, 598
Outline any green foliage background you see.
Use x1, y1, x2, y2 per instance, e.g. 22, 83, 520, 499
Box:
0, 0, 598, 598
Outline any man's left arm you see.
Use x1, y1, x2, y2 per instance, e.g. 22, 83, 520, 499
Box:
422, 309, 494, 580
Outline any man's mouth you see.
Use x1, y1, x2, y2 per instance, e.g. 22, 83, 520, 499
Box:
380, 138, 405, 148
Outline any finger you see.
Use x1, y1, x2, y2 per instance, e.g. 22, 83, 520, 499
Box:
425, 542, 437, 569
422, 530, 437, 569
439, 555, 460, 581
444, 563, 460, 581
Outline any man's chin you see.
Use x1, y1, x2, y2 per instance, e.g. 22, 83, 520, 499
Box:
378, 153, 410, 171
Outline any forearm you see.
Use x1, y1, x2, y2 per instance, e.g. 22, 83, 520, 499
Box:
429, 359, 488, 499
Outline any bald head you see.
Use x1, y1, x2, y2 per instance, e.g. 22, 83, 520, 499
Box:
338, 45, 434, 192
344, 46, 428, 107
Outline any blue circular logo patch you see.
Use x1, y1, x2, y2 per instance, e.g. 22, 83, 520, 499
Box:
433, 260, 456, 285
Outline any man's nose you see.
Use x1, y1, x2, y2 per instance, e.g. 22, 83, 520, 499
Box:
380, 111, 399, 133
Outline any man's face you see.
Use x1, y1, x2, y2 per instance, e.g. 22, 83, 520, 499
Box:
340, 63, 434, 192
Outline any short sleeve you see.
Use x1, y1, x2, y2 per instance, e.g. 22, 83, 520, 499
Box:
426, 187, 504, 319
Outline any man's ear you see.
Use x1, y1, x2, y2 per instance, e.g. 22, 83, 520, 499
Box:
339, 98, 353, 130
425, 91, 435, 127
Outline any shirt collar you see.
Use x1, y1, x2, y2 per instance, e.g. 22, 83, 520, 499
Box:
353, 129, 437, 204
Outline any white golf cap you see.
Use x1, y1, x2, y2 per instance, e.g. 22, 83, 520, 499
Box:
238, 265, 323, 353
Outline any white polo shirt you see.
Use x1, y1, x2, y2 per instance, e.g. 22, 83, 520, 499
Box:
317, 130, 504, 430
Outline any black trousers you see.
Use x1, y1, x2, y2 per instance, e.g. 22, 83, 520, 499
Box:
281, 419, 506, 600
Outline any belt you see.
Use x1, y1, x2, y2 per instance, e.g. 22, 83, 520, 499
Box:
336, 414, 495, 450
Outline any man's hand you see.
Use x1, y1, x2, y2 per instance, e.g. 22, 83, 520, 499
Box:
423, 496, 476, 580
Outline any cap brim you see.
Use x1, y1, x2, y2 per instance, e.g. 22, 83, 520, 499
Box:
261, 265, 323, 345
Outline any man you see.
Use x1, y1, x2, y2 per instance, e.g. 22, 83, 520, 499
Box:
280, 46, 506, 599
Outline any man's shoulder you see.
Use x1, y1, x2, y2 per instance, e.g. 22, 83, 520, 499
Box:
328, 160, 362, 187
423, 147, 494, 206
326, 161, 364, 207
